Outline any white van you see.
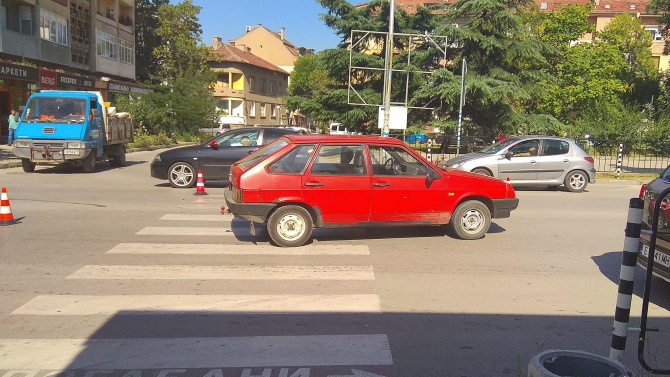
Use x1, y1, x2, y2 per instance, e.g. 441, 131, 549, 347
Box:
329, 123, 350, 135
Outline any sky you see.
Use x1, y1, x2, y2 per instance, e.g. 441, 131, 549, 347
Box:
169, 0, 351, 52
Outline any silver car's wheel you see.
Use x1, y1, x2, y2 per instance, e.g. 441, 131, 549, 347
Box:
168, 162, 196, 188
564, 170, 587, 192
268, 205, 313, 247
449, 200, 491, 240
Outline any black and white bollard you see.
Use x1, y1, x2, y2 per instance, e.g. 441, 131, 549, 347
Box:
616, 143, 624, 180
427, 139, 432, 162
609, 197, 643, 361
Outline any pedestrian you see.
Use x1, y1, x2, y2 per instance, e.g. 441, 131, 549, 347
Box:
7, 109, 19, 146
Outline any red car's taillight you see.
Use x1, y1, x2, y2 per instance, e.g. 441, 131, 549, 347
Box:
584, 156, 594, 164
639, 184, 647, 199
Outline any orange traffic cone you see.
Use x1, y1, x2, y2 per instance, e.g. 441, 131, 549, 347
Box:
194, 170, 208, 195
0, 187, 17, 225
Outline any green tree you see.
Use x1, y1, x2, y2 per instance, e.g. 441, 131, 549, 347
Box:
524, 4, 594, 49
598, 13, 659, 106
153, 0, 214, 83
135, 0, 169, 82
412, 0, 561, 136
124, 0, 217, 136
288, 55, 331, 96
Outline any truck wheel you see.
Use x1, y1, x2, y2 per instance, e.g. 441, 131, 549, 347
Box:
267, 205, 313, 247
109, 148, 126, 167
168, 162, 196, 188
21, 159, 35, 173
83, 151, 96, 173
449, 200, 491, 240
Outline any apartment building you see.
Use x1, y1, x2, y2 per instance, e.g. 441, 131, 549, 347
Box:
209, 39, 290, 127
540, 0, 668, 70
228, 24, 311, 74
0, 0, 142, 141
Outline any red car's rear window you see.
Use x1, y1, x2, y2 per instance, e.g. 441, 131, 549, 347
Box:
235, 139, 289, 170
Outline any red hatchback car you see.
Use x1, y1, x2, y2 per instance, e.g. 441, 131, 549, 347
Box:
224, 135, 519, 247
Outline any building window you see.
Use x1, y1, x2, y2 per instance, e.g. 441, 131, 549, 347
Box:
40, 9, 68, 46
271, 104, 277, 118
271, 81, 276, 95
106, 5, 115, 20
249, 101, 256, 117
119, 39, 134, 64
646, 27, 663, 41
96, 30, 118, 60
260, 103, 266, 117
249, 76, 256, 91
260, 79, 266, 93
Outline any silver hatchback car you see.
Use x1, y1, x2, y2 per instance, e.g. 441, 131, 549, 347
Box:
444, 135, 596, 192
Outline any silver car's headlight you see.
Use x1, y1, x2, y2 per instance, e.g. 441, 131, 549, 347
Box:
449, 162, 463, 169
14, 140, 30, 148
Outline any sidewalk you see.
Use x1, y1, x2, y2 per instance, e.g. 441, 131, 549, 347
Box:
0, 144, 21, 169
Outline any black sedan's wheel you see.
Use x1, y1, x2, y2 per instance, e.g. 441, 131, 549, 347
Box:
449, 200, 491, 240
267, 205, 313, 247
168, 162, 196, 188
471, 168, 493, 177
564, 170, 587, 192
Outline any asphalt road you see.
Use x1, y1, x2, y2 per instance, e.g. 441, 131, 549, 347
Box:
0, 149, 668, 377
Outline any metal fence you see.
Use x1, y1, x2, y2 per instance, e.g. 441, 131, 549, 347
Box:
406, 136, 670, 174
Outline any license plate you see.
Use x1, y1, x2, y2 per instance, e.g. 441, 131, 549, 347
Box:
640, 243, 670, 268
64, 149, 80, 155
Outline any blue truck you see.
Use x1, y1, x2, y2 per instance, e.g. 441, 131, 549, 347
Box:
11, 91, 133, 173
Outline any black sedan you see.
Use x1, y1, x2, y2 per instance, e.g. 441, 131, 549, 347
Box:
150, 127, 298, 188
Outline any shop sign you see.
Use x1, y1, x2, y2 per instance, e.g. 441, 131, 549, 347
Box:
58, 73, 94, 89
0, 61, 38, 81
109, 81, 150, 95
39, 69, 57, 89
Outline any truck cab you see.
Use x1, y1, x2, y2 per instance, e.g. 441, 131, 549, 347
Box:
12, 91, 132, 172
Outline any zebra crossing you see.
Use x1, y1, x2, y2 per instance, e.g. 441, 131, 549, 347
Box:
1, 209, 392, 377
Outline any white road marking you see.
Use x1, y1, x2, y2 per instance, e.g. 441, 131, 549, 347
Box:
160, 214, 234, 221
106, 243, 370, 255
67, 265, 376, 280
0, 335, 392, 369
136, 227, 240, 236
12, 294, 381, 315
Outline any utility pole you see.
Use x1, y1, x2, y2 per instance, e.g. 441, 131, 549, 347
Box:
381, 0, 395, 137
456, 58, 467, 155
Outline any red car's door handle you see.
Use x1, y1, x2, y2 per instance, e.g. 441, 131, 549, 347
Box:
304, 182, 323, 187
373, 183, 391, 187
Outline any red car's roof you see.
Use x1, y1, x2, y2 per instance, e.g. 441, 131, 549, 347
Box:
283, 134, 405, 145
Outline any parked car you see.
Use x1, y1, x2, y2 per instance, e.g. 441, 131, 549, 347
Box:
224, 135, 519, 247
405, 134, 427, 144
199, 124, 232, 136
150, 127, 298, 188
639, 167, 670, 283
444, 135, 596, 192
